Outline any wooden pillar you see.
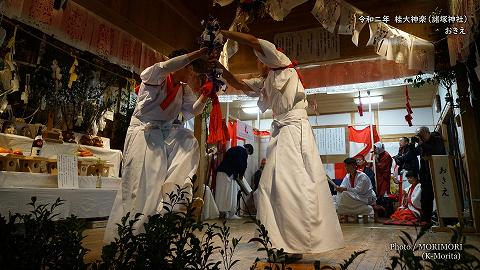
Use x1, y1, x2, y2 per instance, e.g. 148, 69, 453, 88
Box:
193, 114, 207, 199
455, 63, 480, 232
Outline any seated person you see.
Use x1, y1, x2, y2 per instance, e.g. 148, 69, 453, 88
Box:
354, 154, 376, 192
335, 158, 376, 222
386, 170, 422, 225
214, 144, 253, 219
253, 158, 266, 191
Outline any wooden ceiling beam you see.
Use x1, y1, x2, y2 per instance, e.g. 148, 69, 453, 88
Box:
160, 0, 203, 32
73, 0, 174, 52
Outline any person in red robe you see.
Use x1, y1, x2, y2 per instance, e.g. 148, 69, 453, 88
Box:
374, 142, 393, 198
385, 170, 422, 225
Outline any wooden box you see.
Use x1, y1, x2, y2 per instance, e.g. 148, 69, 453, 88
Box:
0, 156, 20, 172
19, 159, 42, 173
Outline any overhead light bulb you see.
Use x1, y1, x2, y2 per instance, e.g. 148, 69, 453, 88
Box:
353, 96, 383, 104
242, 106, 260, 114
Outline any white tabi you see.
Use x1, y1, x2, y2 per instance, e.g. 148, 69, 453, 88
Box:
336, 171, 377, 216
243, 39, 344, 253
104, 55, 205, 243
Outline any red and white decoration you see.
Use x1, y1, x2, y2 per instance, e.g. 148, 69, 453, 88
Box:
348, 125, 380, 160
236, 120, 255, 142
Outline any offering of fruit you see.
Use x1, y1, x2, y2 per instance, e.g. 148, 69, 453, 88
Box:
78, 148, 93, 157
79, 135, 94, 146
92, 137, 104, 148
0, 147, 12, 154
62, 130, 77, 143
12, 149, 23, 155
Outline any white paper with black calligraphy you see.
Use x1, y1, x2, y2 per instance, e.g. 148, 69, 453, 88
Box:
314, 127, 346, 155
385, 28, 411, 64
351, 13, 366, 46
57, 154, 79, 189
274, 27, 340, 63
311, 0, 341, 33
366, 22, 392, 56
431, 155, 458, 218
408, 36, 435, 73
267, 0, 309, 21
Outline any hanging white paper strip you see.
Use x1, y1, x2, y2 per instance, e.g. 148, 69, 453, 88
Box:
213, 0, 235, 6
267, 0, 309, 21
311, 0, 341, 33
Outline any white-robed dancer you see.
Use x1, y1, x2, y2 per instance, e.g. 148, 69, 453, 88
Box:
217, 31, 344, 255
104, 48, 209, 243
335, 158, 377, 220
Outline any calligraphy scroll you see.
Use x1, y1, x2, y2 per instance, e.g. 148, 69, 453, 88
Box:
314, 127, 346, 155
57, 154, 79, 189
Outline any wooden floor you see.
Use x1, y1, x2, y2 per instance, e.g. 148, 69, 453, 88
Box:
83, 218, 480, 270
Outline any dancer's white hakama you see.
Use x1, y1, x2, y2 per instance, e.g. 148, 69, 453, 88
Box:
104, 55, 205, 243
244, 39, 344, 253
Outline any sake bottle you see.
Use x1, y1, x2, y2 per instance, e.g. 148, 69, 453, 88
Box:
31, 129, 44, 156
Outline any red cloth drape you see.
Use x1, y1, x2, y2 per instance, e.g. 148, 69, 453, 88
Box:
207, 96, 230, 144
253, 130, 270, 136
357, 92, 364, 116
228, 120, 237, 147
348, 125, 380, 157
405, 85, 413, 126
198, 81, 230, 145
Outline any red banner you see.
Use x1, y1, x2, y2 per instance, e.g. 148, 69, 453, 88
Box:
348, 125, 380, 157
